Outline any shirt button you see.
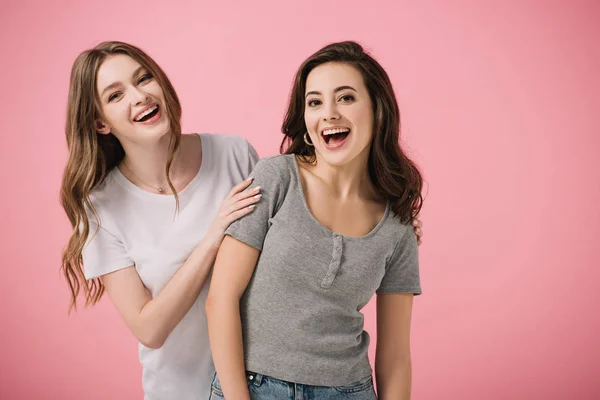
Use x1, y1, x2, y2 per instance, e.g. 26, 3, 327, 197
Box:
249, 375, 254, 380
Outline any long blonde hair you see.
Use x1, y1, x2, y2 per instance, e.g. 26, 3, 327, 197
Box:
60, 41, 182, 312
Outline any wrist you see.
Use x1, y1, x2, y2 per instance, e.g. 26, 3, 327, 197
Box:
196, 229, 222, 253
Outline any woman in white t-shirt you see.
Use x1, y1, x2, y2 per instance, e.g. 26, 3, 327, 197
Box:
59, 41, 424, 400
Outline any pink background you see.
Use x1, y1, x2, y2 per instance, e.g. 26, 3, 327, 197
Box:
1, 0, 599, 399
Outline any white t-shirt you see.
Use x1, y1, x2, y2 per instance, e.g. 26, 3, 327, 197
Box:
83, 133, 259, 400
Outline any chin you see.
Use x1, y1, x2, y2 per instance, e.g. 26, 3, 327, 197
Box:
317, 144, 371, 169
140, 123, 172, 142
316, 150, 355, 168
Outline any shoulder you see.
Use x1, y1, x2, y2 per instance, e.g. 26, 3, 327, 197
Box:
378, 210, 417, 253
253, 154, 296, 171
200, 133, 258, 167
201, 133, 251, 155
86, 169, 127, 229
388, 213, 414, 241
250, 154, 296, 184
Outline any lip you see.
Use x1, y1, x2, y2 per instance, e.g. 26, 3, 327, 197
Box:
132, 103, 159, 122
320, 125, 351, 150
320, 125, 351, 136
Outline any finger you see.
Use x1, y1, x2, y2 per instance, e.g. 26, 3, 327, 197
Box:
230, 186, 261, 203
415, 227, 423, 237
228, 177, 254, 197
229, 194, 262, 213
417, 238, 422, 246
412, 218, 422, 228
227, 205, 256, 223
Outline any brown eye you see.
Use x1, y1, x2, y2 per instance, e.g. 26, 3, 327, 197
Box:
138, 73, 153, 84
108, 92, 121, 102
307, 99, 321, 107
340, 94, 355, 102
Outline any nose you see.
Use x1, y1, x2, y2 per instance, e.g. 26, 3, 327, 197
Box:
322, 102, 340, 122
131, 87, 149, 106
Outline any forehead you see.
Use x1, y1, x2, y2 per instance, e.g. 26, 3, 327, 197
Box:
305, 62, 365, 92
96, 54, 143, 92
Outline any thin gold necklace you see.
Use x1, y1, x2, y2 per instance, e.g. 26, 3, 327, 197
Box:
121, 161, 168, 193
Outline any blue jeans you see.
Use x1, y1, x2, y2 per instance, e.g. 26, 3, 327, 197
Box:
209, 371, 377, 399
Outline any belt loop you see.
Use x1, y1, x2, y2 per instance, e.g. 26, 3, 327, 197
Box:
247, 372, 264, 386
255, 373, 264, 385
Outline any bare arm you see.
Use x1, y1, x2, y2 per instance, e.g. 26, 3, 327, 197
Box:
375, 293, 415, 400
206, 236, 260, 400
102, 239, 217, 349
100, 178, 260, 349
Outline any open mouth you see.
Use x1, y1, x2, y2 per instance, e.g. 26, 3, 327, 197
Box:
134, 105, 159, 122
322, 128, 351, 147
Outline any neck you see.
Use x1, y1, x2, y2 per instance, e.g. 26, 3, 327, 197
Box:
119, 135, 177, 188
311, 152, 375, 200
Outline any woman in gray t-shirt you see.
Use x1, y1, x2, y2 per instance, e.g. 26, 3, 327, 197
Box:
207, 41, 424, 399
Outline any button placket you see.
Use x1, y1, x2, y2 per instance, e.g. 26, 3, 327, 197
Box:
321, 233, 343, 289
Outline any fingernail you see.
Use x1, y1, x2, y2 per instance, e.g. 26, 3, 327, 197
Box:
253, 186, 261, 191
246, 176, 254, 181
248, 205, 256, 209
254, 194, 262, 199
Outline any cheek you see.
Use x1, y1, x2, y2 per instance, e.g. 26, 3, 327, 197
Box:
304, 113, 317, 132
353, 108, 374, 137
149, 82, 165, 98
364, 114, 374, 139
105, 105, 129, 127
116, 106, 130, 123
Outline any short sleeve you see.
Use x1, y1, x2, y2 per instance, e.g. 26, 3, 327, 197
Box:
377, 226, 422, 295
83, 221, 134, 280
225, 158, 284, 250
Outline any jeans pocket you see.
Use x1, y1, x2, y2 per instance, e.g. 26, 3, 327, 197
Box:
334, 376, 374, 393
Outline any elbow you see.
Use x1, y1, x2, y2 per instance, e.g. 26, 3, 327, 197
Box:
205, 292, 236, 319
375, 349, 411, 374
140, 337, 165, 350
136, 328, 167, 349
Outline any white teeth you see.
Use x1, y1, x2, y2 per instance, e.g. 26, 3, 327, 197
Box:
135, 105, 158, 121
322, 128, 350, 136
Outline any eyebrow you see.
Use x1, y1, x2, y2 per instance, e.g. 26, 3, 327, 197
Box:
100, 66, 146, 97
305, 85, 357, 98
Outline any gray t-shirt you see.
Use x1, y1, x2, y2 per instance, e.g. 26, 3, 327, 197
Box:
225, 154, 421, 387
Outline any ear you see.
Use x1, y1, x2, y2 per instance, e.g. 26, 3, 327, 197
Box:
95, 119, 111, 135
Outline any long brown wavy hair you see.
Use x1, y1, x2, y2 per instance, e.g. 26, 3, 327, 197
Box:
60, 41, 182, 312
281, 41, 423, 224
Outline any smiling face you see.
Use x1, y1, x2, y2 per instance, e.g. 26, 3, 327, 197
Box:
95, 54, 170, 144
304, 62, 374, 168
